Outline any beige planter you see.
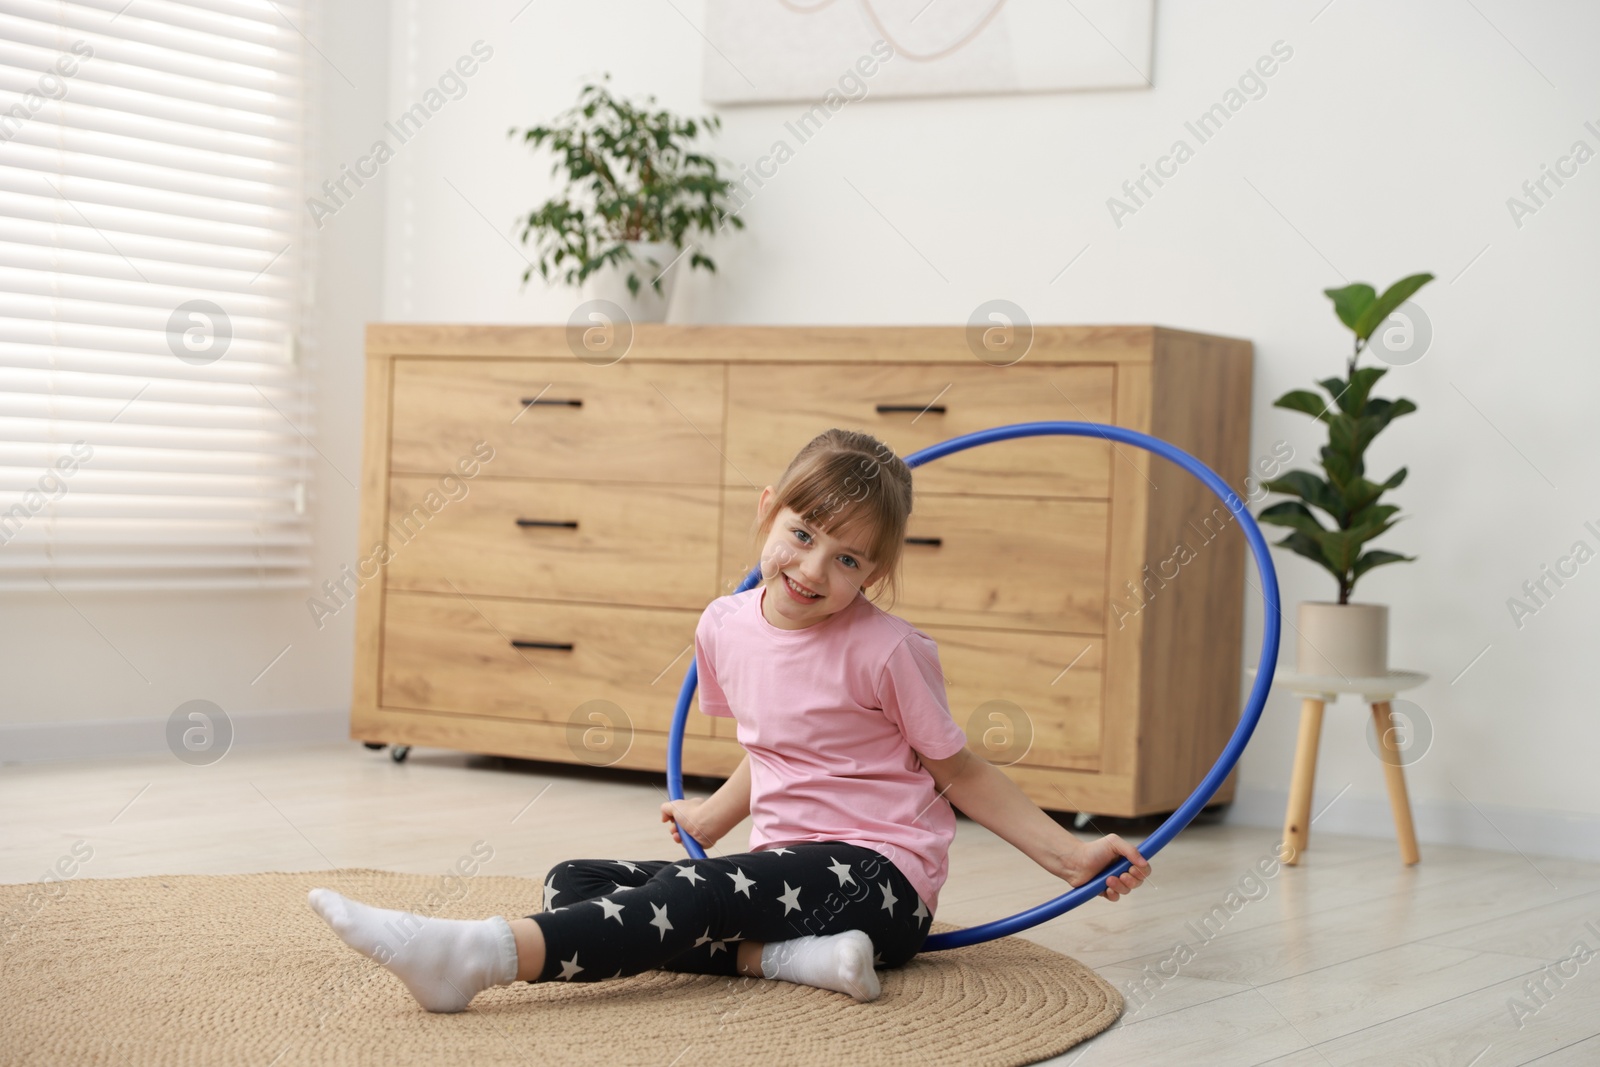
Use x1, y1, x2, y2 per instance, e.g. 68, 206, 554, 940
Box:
1296, 602, 1389, 677
581, 239, 682, 323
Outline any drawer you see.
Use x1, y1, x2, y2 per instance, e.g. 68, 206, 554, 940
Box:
724, 364, 1113, 498
385, 475, 719, 608
719, 488, 1108, 632
380, 591, 713, 739
390, 359, 724, 484
927, 627, 1101, 771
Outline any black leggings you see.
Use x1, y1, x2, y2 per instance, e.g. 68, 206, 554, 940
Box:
525, 842, 931, 983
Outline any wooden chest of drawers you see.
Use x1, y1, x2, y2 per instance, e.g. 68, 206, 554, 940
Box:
352, 325, 1253, 817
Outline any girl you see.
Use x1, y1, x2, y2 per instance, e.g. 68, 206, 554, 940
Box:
308, 428, 1151, 1012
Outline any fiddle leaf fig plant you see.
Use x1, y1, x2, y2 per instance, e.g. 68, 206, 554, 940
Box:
508, 74, 745, 298
1259, 272, 1433, 604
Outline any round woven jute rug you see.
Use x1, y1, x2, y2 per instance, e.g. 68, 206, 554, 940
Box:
0, 869, 1121, 1066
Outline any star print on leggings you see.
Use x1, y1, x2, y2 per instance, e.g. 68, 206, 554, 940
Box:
727, 866, 755, 897
694, 926, 743, 956
533, 847, 924, 984
879, 880, 899, 915
648, 901, 674, 940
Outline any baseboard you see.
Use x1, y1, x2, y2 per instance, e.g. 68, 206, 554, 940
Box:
1224, 785, 1600, 865
0, 707, 350, 765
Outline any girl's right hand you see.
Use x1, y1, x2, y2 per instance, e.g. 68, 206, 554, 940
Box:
661, 797, 721, 849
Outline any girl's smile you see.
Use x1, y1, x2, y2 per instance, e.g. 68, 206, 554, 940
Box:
782, 572, 823, 602
764, 565, 838, 628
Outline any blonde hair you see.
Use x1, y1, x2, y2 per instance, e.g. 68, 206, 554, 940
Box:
752, 428, 914, 612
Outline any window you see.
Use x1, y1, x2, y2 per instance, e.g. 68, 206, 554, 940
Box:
0, 0, 318, 591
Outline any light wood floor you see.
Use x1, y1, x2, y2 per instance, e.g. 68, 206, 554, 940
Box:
3, 743, 1597, 1066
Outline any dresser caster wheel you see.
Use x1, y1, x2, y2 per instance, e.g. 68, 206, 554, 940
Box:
390, 745, 412, 763
363, 742, 386, 751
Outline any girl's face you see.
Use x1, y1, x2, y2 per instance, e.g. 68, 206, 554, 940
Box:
756, 486, 881, 630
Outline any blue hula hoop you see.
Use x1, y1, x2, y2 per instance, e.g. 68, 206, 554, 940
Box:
667, 421, 1282, 951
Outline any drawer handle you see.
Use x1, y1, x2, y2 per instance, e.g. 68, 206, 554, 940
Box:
905, 535, 942, 547
511, 640, 574, 651
515, 518, 579, 528
520, 397, 583, 407
876, 403, 945, 415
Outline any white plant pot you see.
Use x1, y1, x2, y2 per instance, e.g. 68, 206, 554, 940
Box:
1296, 602, 1389, 677
581, 240, 682, 324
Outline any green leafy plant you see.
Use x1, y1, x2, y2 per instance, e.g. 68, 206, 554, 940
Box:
508, 74, 745, 297
1258, 273, 1433, 603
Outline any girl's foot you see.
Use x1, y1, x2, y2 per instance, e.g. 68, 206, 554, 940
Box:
760, 930, 882, 1002
307, 888, 518, 1013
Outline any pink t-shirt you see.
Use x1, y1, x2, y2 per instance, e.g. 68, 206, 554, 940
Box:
693, 583, 969, 915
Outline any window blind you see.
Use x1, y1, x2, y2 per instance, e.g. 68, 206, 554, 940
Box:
0, 0, 318, 592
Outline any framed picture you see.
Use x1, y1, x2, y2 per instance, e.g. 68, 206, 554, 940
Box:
702, 0, 1155, 105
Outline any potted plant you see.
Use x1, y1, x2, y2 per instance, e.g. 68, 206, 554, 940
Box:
1259, 272, 1433, 678
509, 74, 745, 322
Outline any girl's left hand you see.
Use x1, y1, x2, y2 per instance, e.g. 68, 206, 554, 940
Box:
1057, 834, 1151, 902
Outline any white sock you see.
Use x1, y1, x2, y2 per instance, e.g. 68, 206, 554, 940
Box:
307, 887, 519, 1013
760, 930, 881, 1002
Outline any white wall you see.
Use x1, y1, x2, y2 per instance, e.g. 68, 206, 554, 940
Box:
376, 0, 1600, 857
7, 0, 1597, 862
